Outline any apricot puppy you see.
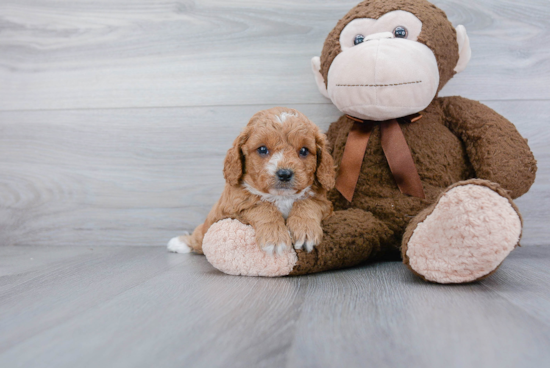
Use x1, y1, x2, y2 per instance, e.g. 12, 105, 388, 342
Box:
168, 107, 335, 255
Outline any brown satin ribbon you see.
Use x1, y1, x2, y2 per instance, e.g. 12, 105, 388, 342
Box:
335, 114, 425, 202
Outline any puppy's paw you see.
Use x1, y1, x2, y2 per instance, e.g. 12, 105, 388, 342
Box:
255, 225, 292, 256
167, 233, 192, 254
287, 218, 323, 253
262, 243, 289, 256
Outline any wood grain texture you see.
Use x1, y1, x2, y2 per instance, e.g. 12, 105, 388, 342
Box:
0, 104, 343, 247
482, 246, 550, 326
286, 260, 550, 368
1, 1, 549, 366
0, 0, 548, 247
1, 245, 550, 368
1, 101, 547, 247
0, 0, 549, 111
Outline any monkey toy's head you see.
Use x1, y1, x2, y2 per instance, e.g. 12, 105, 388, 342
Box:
312, 0, 471, 121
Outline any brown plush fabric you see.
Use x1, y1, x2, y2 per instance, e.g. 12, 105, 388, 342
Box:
289, 0, 537, 281
291, 96, 536, 275
401, 178, 524, 282
441, 97, 537, 199
320, 0, 459, 94
289, 208, 392, 275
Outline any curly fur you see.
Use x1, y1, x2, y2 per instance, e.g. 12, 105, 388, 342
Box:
176, 107, 335, 255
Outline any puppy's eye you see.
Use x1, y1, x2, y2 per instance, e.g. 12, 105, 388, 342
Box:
354, 34, 365, 45
393, 26, 408, 39
257, 146, 269, 156
299, 147, 309, 157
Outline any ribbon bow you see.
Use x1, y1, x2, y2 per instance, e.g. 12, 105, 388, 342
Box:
335, 113, 425, 202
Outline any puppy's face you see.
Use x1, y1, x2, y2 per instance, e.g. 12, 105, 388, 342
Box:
224, 108, 335, 195
242, 111, 318, 195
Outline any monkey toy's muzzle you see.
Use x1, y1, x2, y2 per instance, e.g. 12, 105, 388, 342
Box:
327, 36, 440, 121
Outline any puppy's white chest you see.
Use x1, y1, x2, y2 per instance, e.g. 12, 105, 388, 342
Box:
272, 197, 296, 219
243, 183, 312, 219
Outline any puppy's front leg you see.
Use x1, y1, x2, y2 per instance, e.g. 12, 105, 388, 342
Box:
287, 197, 332, 252
241, 202, 291, 255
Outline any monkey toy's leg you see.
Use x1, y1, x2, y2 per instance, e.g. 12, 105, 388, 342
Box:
402, 179, 522, 284
289, 208, 392, 275
201, 208, 392, 277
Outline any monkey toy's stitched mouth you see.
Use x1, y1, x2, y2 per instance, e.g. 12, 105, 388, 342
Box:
336, 80, 422, 88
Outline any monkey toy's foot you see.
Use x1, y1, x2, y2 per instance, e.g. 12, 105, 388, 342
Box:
202, 219, 298, 277
402, 179, 522, 284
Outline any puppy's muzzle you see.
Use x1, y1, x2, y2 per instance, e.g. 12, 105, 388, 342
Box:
276, 169, 294, 183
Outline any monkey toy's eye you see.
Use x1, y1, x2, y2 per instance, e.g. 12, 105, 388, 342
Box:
354, 34, 365, 45
257, 146, 269, 156
299, 147, 309, 157
393, 26, 408, 38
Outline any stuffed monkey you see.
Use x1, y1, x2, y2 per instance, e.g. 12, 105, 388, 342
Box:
186, 0, 537, 283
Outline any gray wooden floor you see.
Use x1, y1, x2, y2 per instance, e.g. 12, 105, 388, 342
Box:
1, 245, 550, 368
1, 0, 550, 367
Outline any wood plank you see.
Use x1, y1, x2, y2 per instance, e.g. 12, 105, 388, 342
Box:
0, 246, 308, 368
0, 100, 547, 247
0, 0, 549, 111
0, 246, 107, 293
0, 246, 189, 353
286, 260, 550, 368
0, 104, 342, 247
0, 245, 98, 278
480, 246, 550, 326
1, 246, 550, 368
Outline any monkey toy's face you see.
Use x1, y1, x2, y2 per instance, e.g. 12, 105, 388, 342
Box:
312, 5, 471, 121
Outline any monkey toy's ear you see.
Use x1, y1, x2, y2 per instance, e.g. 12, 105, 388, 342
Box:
454, 25, 472, 74
311, 57, 330, 99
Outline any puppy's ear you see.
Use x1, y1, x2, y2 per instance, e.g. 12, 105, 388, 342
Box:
223, 129, 248, 186
315, 130, 336, 191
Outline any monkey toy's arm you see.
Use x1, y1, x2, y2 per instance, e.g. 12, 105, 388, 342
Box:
440, 96, 537, 199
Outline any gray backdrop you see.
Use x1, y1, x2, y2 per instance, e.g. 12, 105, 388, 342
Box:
1, 0, 548, 247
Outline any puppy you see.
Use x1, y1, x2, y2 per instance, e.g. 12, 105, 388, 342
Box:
168, 107, 335, 255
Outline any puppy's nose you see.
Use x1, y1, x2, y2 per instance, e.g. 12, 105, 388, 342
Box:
276, 169, 294, 182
